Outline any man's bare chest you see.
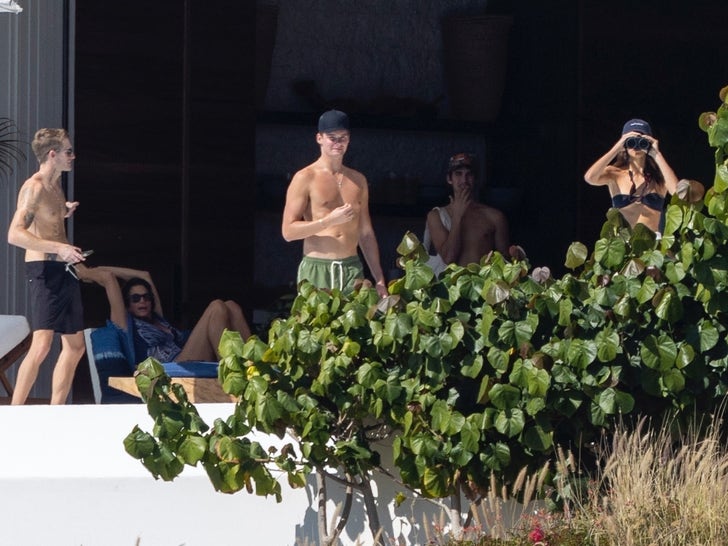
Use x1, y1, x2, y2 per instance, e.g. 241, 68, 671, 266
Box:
462, 209, 496, 239
312, 180, 361, 209
35, 188, 66, 224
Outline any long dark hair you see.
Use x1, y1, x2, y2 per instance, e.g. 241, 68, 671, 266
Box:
610, 149, 665, 186
121, 277, 156, 309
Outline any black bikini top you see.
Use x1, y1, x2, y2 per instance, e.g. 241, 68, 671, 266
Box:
611, 170, 664, 212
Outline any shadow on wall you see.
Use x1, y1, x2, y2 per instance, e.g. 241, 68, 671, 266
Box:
293, 435, 542, 545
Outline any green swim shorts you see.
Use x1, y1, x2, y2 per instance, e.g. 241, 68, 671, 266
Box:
297, 255, 364, 293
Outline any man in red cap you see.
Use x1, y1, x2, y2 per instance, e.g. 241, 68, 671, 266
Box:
281, 110, 388, 297
424, 152, 510, 273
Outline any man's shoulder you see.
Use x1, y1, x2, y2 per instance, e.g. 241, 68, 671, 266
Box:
429, 205, 449, 218
342, 165, 366, 184
481, 203, 506, 222
342, 164, 362, 176
16, 174, 45, 201
21, 172, 45, 188
291, 164, 318, 184
473, 202, 507, 221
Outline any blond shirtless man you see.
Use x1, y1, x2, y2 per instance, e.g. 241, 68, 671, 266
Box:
282, 110, 388, 297
426, 153, 510, 267
7, 128, 90, 404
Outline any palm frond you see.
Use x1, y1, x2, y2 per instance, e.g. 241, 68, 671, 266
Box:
0, 117, 27, 178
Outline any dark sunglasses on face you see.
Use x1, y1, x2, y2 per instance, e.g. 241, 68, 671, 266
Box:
65, 263, 79, 280
129, 293, 153, 303
625, 136, 651, 151
325, 133, 349, 144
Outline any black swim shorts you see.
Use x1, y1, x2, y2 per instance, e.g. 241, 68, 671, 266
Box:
25, 261, 83, 333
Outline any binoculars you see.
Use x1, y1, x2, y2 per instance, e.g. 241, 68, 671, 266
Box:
625, 136, 651, 151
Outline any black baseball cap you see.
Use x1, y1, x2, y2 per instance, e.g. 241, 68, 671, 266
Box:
622, 118, 652, 136
318, 110, 350, 133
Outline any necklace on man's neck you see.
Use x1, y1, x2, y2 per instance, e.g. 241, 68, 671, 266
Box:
331, 170, 344, 190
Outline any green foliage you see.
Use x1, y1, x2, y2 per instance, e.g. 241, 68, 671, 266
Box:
126, 86, 728, 518
0, 118, 26, 178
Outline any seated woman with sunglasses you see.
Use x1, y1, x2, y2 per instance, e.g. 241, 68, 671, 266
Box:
584, 118, 679, 234
79, 265, 251, 363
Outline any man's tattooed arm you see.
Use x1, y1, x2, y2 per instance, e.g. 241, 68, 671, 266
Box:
17, 184, 39, 229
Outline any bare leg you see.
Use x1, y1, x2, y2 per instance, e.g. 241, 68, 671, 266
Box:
50, 331, 86, 405
11, 329, 54, 405
176, 299, 229, 361
176, 300, 252, 362
224, 300, 251, 340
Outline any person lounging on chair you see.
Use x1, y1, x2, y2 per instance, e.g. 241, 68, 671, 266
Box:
78, 265, 251, 403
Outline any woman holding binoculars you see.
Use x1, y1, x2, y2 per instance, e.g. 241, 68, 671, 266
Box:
584, 118, 679, 234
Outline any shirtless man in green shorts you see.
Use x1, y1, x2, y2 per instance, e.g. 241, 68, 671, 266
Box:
7, 128, 90, 404
281, 110, 388, 298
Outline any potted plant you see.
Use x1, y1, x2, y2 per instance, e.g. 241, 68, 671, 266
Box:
441, 3, 513, 122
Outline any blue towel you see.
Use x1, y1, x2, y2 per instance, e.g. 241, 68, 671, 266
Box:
90, 324, 219, 404
162, 361, 219, 378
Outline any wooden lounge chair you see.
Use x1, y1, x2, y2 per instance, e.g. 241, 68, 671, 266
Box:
0, 315, 31, 396
84, 324, 233, 404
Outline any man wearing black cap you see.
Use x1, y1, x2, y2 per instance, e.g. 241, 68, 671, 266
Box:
281, 109, 388, 297
424, 152, 510, 271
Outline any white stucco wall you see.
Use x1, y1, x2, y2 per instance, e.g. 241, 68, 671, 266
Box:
0, 403, 488, 546
0, 404, 312, 546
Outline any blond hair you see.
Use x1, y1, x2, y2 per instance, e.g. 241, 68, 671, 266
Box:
31, 128, 69, 163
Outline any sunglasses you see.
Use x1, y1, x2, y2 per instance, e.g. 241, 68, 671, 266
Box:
65, 263, 79, 280
64, 250, 93, 280
129, 293, 153, 303
324, 133, 349, 144
625, 136, 651, 151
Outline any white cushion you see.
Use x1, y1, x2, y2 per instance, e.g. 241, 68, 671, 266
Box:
0, 315, 30, 359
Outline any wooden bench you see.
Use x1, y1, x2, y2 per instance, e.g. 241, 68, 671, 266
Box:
84, 326, 233, 404
108, 376, 235, 403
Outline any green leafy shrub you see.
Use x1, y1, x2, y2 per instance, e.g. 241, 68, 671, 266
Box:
125, 86, 728, 542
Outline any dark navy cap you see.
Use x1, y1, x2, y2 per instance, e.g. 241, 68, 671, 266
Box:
318, 110, 350, 133
622, 118, 652, 136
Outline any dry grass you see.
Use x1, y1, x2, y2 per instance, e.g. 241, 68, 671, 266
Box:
462, 462, 551, 540
289, 412, 728, 545
582, 414, 728, 546
417, 412, 728, 546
